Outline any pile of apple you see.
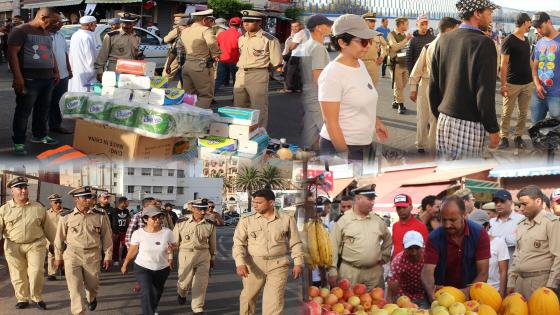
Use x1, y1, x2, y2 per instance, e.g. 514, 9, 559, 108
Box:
304, 279, 429, 315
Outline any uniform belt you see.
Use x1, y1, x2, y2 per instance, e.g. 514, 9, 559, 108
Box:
6, 237, 43, 245
183, 248, 209, 252
254, 254, 285, 260
243, 68, 268, 71
341, 259, 376, 270
67, 245, 99, 251
518, 270, 550, 278
185, 56, 208, 62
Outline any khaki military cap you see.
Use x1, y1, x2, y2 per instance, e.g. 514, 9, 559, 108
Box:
351, 184, 377, 197
453, 188, 472, 198
241, 10, 266, 21
48, 193, 62, 201
68, 186, 94, 197
361, 12, 377, 20
481, 202, 496, 211
119, 12, 139, 23
7, 176, 28, 188
191, 9, 214, 18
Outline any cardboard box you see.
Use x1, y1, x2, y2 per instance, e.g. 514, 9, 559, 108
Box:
237, 134, 269, 155
229, 124, 260, 141
209, 122, 230, 137
215, 107, 260, 126
73, 119, 174, 161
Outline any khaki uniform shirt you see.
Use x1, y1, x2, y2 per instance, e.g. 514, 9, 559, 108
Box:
95, 29, 141, 74
45, 208, 63, 245
237, 29, 282, 69
0, 200, 51, 244
508, 210, 560, 288
172, 217, 216, 257
232, 210, 304, 266
54, 207, 113, 260
362, 32, 388, 61
388, 30, 409, 58
329, 210, 393, 277
164, 27, 180, 44
180, 22, 220, 60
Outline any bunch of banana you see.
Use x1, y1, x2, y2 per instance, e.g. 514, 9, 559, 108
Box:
305, 220, 333, 268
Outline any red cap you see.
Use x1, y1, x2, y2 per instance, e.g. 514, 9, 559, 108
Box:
229, 17, 241, 26
394, 194, 412, 207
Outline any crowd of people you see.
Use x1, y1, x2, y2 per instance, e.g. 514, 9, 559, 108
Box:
314, 183, 560, 308
0, 175, 306, 315
294, 0, 560, 161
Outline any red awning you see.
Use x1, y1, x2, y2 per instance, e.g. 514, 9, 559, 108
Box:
373, 183, 452, 213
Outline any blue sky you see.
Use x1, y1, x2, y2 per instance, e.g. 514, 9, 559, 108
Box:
494, 0, 560, 11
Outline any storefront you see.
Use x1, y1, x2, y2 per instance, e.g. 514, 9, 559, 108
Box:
21, 0, 83, 22
0, 0, 14, 22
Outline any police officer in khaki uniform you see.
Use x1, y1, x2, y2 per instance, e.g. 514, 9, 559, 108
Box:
233, 189, 304, 315
388, 17, 412, 114
0, 177, 52, 310
95, 13, 142, 81
181, 9, 221, 108
163, 13, 188, 82
507, 185, 560, 299
54, 186, 113, 315
361, 13, 388, 88
174, 199, 216, 314
234, 10, 283, 128
45, 193, 65, 281
328, 185, 393, 290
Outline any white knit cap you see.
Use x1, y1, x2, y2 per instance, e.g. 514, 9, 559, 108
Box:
79, 16, 97, 24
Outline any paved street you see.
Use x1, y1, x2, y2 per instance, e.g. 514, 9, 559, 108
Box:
0, 226, 303, 315
0, 61, 555, 164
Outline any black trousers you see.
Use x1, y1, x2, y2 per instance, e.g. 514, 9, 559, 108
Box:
284, 56, 302, 91
134, 263, 170, 315
12, 78, 54, 144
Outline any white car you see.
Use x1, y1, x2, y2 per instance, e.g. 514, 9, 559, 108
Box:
60, 24, 169, 70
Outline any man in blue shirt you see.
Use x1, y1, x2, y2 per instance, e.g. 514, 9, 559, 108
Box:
530, 12, 560, 123
376, 18, 390, 77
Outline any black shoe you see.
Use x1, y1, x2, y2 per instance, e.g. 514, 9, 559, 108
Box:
15, 302, 29, 309
417, 148, 426, 154
88, 298, 97, 311
177, 294, 186, 305
514, 136, 526, 149
50, 126, 73, 134
193, 312, 205, 315
497, 137, 509, 149
392, 102, 399, 109
36, 301, 47, 310
398, 103, 406, 114
47, 275, 57, 281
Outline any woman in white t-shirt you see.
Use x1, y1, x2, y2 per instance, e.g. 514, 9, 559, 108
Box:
121, 206, 176, 315
318, 14, 389, 161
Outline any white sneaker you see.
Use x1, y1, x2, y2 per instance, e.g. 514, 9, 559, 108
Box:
113, 262, 119, 267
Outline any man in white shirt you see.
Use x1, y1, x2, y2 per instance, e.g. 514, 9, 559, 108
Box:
68, 16, 97, 92
49, 15, 73, 134
489, 190, 524, 261
284, 21, 308, 92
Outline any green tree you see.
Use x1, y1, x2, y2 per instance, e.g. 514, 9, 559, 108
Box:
284, 7, 303, 21
208, 0, 254, 20
259, 164, 288, 190
235, 166, 264, 212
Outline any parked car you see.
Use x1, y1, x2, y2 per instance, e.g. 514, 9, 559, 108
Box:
60, 24, 169, 70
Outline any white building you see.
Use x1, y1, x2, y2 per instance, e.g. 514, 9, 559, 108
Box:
60, 161, 223, 211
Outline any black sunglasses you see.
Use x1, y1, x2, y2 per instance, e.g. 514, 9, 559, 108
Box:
351, 38, 371, 47
53, 201, 61, 204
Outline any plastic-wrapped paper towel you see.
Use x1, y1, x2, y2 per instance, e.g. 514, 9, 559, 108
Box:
118, 74, 151, 90
149, 88, 185, 105
150, 76, 168, 89
60, 92, 88, 118
84, 95, 112, 122
115, 59, 156, 77
132, 90, 150, 103
101, 71, 118, 87
101, 86, 131, 101
108, 101, 140, 129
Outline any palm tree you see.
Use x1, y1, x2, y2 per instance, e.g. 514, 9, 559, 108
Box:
259, 165, 288, 190
235, 166, 264, 213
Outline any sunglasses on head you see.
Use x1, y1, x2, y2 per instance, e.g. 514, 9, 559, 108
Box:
351, 38, 371, 47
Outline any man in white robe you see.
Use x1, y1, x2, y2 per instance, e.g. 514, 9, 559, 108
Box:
68, 16, 97, 92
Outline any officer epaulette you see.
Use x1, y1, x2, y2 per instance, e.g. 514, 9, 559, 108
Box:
92, 208, 105, 215
60, 209, 74, 217
544, 211, 558, 221
108, 30, 120, 37
262, 31, 276, 41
